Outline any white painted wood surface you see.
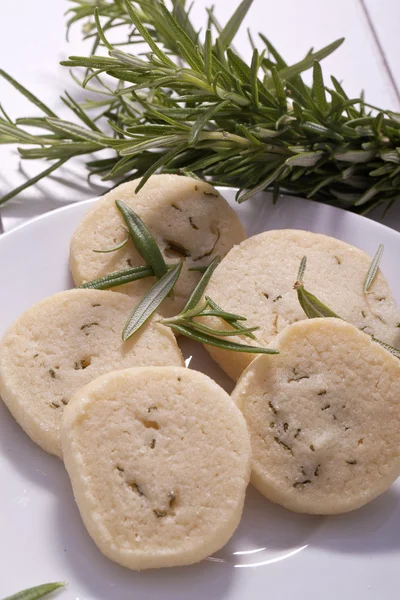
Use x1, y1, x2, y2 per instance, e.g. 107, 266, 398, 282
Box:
0, 0, 399, 232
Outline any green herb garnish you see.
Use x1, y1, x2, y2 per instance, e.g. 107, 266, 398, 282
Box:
295, 256, 400, 359
80, 265, 153, 289
115, 200, 168, 279
0, 1, 399, 214
363, 244, 384, 292
2, 582, 65, 600
123, 262, 182, 341
93, 236, 129, 253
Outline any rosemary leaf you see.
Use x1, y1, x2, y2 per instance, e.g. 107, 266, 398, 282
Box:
168, 323, 278, 354
297, 286, 341, 319
363, 244, 384, 292
115, 201, 168, 279
0, 70, 57, 118
92, 236, 129, 253
372, 337, 400, 360
182, 256, 221, 312
218, 0, 254, 52
122, 263, 182, 341
2, 582, 65, 600
79, 265, 153, 290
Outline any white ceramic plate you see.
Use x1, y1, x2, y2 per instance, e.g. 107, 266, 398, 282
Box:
1, 189, 400, 600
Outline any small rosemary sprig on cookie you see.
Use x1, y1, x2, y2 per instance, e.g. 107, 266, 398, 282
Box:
294, 255, 400, 359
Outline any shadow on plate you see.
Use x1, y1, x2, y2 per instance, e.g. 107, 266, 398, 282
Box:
309, 484, 400, 555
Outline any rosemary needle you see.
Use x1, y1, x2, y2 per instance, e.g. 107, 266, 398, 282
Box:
363, 244, 384, 292
2, 582, 66, 600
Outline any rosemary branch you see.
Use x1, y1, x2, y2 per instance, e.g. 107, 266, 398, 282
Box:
0, 0, 399, 213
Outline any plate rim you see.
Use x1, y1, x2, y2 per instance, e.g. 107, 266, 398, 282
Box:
1, 188, 400, 245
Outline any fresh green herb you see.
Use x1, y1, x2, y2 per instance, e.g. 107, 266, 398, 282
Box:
161, 256, 276, 353
115, 201, 168, 279
295, 256, 400, 359
2, 582, 65, 600
0, 1, 399, 214
363, 244, 384, 292
371, 337, 400, 359
122, 262, 182, 341
93, 236, 129, 253
80, 265, 153, 289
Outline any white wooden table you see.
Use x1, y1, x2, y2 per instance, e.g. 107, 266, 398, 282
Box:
0, 0, 399, 233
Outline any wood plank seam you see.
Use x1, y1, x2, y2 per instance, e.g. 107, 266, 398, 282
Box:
359, 0, 400, 105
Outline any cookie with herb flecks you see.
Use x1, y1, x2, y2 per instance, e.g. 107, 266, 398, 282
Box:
69, 174, 245, 316
232, 318, 400, 514
203, 229, 400, 381
0, 289, 183, 457
62, 366, 251, 570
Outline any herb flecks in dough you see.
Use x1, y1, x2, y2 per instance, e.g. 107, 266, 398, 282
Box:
268, 400, 278, 415
128, 482, 146, 496
274, 436, 293, 455
189, 216, 199, 230
289, 367, 310, 382
80, 322, 99, 335
293, 480, 311, 488
164, 239, 191, 258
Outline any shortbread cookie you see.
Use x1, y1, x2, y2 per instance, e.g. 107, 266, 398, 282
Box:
70, 174, 246, 316
0, 289, 183, 457
62, 366, 251, 569
232, 318, 400, 514
203, 229, 400, 380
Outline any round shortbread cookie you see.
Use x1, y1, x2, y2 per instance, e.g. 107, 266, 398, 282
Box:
0, 289, 183, 457
70, 174, 246, 316
232, 318, 400, 514
203, 229, 400, 380
62, 366, 251, 570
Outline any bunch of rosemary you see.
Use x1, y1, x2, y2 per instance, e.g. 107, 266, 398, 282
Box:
1, 0, 399, 213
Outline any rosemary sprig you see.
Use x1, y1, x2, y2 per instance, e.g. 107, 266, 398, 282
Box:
363, 244, 384, 292
162, 256, 277, 353
294, 257, 341, 319
2, 582, 65, 600
294, 256, 400, 359
1, 1, 399, 213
